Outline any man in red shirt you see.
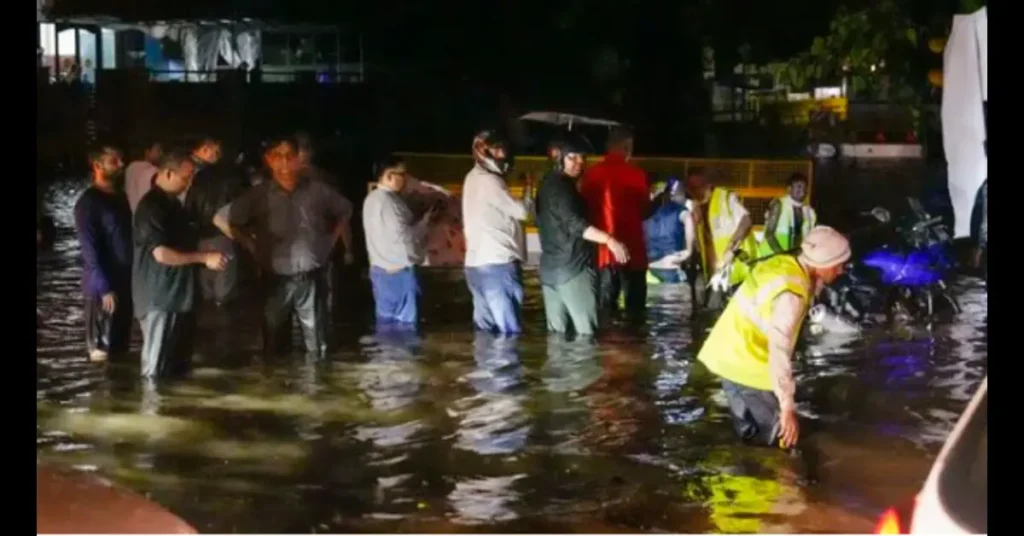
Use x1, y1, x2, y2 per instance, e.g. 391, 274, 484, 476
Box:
580, 126, 651, 313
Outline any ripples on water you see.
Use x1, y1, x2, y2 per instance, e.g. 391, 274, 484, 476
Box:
37, 179, 987, 533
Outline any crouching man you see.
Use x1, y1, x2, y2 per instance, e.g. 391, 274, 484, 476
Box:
696, 226, 850, 449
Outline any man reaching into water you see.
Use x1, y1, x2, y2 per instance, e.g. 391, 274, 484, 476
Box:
686, 168, 757, 307
697, 226, 850, 449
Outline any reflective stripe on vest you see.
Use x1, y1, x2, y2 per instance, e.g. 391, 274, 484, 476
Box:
758, 196, 817, 257
696, 255, 811, 391
695, 187, 759, 284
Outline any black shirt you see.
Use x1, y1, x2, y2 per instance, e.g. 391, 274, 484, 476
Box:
184, 160, 246, 239
132, 187, 199, 318
535, 170, 594, 286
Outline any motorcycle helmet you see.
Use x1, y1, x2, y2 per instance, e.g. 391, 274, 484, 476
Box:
550, 132, 593, 173
472, 128, 513, 176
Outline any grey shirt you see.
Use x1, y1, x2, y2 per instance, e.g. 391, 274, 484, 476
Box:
215, 177, 353, 276
362, 187, 426, 272
125, 160, 158, 213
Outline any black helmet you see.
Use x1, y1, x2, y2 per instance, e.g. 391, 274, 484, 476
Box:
550, 132, 593, 172
472, 128, 513, 176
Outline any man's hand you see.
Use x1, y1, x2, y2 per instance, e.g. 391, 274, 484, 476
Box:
779, 406, 800, 449
101, 292, 116, 314
204, 251, 229, 271
606, 238, 630, 264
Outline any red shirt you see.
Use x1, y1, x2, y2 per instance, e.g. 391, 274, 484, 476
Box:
580, 153, 650, 270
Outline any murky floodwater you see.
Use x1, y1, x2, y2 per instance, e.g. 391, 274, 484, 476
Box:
37, 178, 986, 533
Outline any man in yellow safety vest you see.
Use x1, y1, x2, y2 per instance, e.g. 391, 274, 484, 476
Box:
697, 226, 850, 449
758, 172, 817, 258
685, 168, 758, 306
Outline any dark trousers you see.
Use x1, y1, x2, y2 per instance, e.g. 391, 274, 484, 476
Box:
598, 267, 647, 312
140, 311, 197, 378
84, 292, 132, 355
720, 379, 782, 447
198, 235, 239, 304
369, 266, 420, 325
263, 268, 330, 357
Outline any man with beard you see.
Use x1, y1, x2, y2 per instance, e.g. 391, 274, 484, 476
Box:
73, 144, 131, 362
462, 129, 533, 334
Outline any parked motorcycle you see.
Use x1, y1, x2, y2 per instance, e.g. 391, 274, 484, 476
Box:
820, 197, 960, 323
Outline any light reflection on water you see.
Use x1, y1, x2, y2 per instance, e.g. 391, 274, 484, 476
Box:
37, 179, 987, 533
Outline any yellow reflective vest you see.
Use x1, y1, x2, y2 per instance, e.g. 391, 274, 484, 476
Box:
697, 255, 812, 391
694, 187, 758, 285
757, 196, 817, 258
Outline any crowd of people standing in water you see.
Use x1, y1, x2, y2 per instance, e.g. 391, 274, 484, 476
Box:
65, 124, 850, 452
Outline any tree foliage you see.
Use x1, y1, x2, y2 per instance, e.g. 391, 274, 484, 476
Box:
781, 0, 922, 101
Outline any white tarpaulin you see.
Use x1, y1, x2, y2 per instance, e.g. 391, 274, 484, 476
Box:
145, 24, 262, 80
941, 7, 987, 238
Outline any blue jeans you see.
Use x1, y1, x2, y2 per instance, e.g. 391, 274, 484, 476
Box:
370, 266, 419, 325
465, 262, 524, 334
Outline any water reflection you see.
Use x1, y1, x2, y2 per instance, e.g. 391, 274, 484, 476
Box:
36, 178, 988, 533
353, 325, 430, 514
446, 332, 530, 525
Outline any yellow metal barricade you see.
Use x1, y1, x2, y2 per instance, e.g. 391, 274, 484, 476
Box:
384, 153, 813, 228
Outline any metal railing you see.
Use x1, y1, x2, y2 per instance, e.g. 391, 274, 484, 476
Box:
374, 153, 814, 228
387, 152, 811, 226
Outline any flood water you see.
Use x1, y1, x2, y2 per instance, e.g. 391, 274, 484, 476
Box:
37, 177, 987, 533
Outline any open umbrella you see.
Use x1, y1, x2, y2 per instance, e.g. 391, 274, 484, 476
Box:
518, 111, 623, 131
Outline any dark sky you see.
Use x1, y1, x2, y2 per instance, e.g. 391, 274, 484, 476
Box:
51, 0, 841, 64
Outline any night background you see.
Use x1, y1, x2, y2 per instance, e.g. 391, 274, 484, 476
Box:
35, 0, 987, 533
40, 0, 979, 158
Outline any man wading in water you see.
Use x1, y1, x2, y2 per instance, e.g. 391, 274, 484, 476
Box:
462, 129, 534, 334
133, 150, 227, 378
534, 134, 630, 337
363, 155, 434, 326
697, 226, 850, 453
213, 135, 354, 358
73, 144, 131, 362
